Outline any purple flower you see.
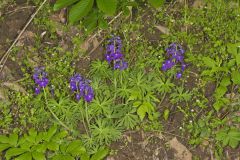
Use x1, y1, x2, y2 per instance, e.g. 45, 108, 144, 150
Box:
33, 67, 49, 94
181, 63, 187, 71
69, 74, 94, 103
162, 59, 175, 71
176, 72, 182, 79
162, 43, 187, 79
105, 36, 128, 70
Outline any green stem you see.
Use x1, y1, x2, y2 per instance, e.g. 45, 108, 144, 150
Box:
159, 92, 166, 107
85, 102, 90, 132
80, 105, 89, 136
43, 88, 72, 132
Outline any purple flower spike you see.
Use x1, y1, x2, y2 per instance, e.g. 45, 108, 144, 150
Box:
70, 73, 94, 103
162, 43, 187, 79
105, 36, 128, 70
33, 67, 49, 94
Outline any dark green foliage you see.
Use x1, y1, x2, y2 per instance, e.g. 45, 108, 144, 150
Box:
53, 0, 165, 31
0, 126, 109, 160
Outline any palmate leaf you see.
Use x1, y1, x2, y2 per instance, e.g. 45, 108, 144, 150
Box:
96, 0, 117, 15
118, 109, 139, 129
53, 0, 78, 11
69, 0, 94, 24
228, 129, 240, 148
148, 0, 165, 8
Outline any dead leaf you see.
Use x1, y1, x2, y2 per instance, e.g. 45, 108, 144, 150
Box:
59, 8, 67, 24
0, 66, 14, 81
80, 40, 90, 52
16, 31, 35, 46
169, 137, 192, 160
155, 25, 170, 35
2, 82, 27, 94
106, 157, 115, 160
41, 31, 47, 38
92, 37, 99, 49
192, 0, 205, 8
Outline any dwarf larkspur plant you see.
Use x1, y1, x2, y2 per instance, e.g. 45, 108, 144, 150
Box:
33, 67, 49, 94
70, 74, 94, 102
162, 43, 187, 79
105, 36, 128, 70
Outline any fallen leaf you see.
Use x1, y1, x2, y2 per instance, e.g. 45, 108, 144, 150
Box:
169, 137, 192, 160
2, 82, 27, 94
80, 40, 90, 52
59, 8, 67, 24
192, 0, 205, 8
155, 25, 170, 35
16, 31, 35, 46
92, 37, 99, 49
41, 31, 47, 38
0, 66, 14, 81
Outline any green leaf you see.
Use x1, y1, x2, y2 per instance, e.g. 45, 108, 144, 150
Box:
81, 152, 90, 160
220, 77, 231, 87
227, 42, 240, 56
222, 137, 230, 147
44, 125, 57, 142
66, 140, 86, 156
52, 130, 68, 142
9, 133, 18, 146
15, 152, 32, 160
133, 101, 141, 108
236, 55, 240, 66
216, 130, 228, 141
148, 0, 165, 8
202, 57, 216, 68
32, 151, 46, 160
83, 10, 98, 34
69, 0, 94, 24
231, 70, 240, 85
137, 104, 148, 121
0, 143, 11, 152
0, 135, 10, 144
214, 86, 227, 98
90, 147, 109, 160
96, 0, 117, 15
35, 144, 47, 153
163, 109, 170, 120
228, 129, 240, 148
47, 141, 59, 151
53, 0, 79, 11
98, 17, 108, 29
5, 148, 27, 160
52, 154, 75, 160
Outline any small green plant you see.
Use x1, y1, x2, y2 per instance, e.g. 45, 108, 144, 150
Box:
0, 126, 109, 160
216, 127, 240, 149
